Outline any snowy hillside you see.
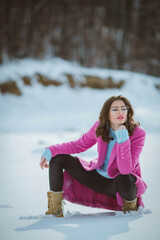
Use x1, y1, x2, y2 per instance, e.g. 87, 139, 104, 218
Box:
0, 58, 160, 240
0, 58, 160, 133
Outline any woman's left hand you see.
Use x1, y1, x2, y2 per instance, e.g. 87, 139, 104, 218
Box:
40, 156, 49, 170
116, 125, 126, 131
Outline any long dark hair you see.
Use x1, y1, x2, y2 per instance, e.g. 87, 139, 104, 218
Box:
96, 95, 140, 142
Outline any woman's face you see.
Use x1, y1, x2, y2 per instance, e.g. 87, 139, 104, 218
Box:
109, 100, 128, 128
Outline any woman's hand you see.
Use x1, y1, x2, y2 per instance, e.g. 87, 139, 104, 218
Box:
40, 156, 49, 170
116, 125, 126, 131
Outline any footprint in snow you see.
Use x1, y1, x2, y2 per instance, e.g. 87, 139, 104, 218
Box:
0, 204, 14, 208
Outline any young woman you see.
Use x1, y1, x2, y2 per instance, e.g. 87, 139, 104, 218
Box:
40, 95, 147, 217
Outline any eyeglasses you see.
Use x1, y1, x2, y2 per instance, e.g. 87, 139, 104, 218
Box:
110, 106, 129, 113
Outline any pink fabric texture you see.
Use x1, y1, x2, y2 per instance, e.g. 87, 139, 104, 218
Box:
47, 120, 147, 211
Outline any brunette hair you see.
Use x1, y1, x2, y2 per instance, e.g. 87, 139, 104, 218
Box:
96, 95, 140, 142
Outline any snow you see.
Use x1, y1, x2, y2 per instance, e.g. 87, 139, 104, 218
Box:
0, 58, 160, 240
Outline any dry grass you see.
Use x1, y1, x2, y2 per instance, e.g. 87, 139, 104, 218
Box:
65, 74, 75, 88
0, 81, 22, 96
36, 73, 62, 87
22, 76, 32, 85
81, 76, 124, 89
0, 74, 125, 95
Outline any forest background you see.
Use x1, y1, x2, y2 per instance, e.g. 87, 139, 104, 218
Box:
0, 0, 160, 77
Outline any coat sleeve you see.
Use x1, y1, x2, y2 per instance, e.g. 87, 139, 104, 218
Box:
116, 126, 146, 174
47, 121, 99, 158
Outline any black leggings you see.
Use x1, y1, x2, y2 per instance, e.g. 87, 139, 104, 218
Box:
49, 154, 137, 201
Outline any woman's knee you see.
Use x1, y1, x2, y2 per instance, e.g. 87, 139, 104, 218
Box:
116, 174, 136, 185
115, 174, 137, 200
49, 154, 64, 168
49, 154, 74, 168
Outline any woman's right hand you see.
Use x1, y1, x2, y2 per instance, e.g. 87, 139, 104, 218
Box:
40, 156, 49, 170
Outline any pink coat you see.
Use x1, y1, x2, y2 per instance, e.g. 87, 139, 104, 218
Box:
48, 120, 147, 211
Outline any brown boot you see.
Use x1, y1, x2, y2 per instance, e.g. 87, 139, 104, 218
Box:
46, 191, 64, 217
122, 197, 138, 213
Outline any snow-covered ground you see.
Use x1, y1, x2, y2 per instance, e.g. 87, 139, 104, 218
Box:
0, 58, 160, 240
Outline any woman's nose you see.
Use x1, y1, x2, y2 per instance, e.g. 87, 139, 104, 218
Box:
118, 109, 123, 114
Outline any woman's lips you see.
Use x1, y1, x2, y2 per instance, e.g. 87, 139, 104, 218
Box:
117, 116, 124, 119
